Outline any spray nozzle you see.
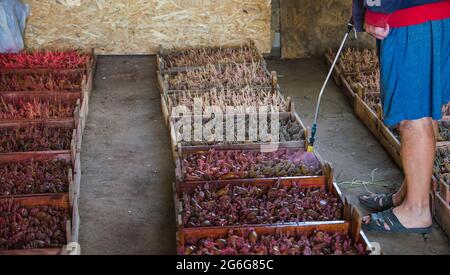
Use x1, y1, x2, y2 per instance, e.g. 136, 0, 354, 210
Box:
308, 123, 318, 153
347, 18, 357, 38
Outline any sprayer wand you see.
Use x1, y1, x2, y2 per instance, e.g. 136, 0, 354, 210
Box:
307, 20, 356, 153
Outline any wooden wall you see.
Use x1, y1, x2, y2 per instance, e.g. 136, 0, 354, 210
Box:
280, 0, 375, 59
23, 0, 272, 55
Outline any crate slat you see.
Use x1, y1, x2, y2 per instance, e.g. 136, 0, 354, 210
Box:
379, 124, 402, 169
434, 192, 450, 237
353, 95, 380, 139
438, 178, 450, 205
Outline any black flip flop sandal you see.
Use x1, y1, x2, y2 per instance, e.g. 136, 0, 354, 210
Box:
362, 209, 432, 234
359, 193, 394, 212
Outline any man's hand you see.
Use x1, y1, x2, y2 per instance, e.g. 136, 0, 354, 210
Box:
365, 23, 390, 40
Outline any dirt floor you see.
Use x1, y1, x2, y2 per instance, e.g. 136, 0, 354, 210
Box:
79, 56, 450, 255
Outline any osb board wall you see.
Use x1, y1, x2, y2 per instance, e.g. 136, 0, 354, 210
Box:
23, 0, 272, 55
281, 0, 375, 59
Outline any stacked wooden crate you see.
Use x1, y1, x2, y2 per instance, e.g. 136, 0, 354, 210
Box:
0, 50, 96, 255
433, 146, 450, 236
158, 43, 376, 255
326, 48, 450, 237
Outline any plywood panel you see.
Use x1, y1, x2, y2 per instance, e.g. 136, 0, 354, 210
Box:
23, 0, 272, 55
280, 0, 375, 59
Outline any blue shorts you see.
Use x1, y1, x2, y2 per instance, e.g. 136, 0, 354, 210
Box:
378, 18, 450, 127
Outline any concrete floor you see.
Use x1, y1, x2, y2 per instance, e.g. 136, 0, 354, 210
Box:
80, 56, 450, 255
79, 56, 176, 254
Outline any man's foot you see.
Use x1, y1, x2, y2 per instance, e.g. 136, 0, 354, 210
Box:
359, 189, 405, 212
362, 205, 432, 234
359, 193, 394, 212
392, 204, 432, 229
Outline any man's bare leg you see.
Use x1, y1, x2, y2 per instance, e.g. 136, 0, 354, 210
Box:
363, 118, 435, 229
391, 118, 435, 228
391, 120, 438, 207
392, 180, 407, 206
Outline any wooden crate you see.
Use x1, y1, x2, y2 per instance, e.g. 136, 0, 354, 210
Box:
174, 174, 350, 231
73, 73, 90, 137
0, 49, 97, 106
72, 151, 82, 205
60, 49, 96, 136
0, 193, 80, 255
65, 191, 80, 246
0, 77, 88, 135
353, 95, 380, 140
85, 49, 96, 98
0, 149, 81, 206
0, 93, 82, 129
157, 63, 273, 96
437, 118, 450, 148
156, 71, 169, 95
168, 122, 180, 163
158, 55, 268, 76
0, 161, 79, 208
160, 93, 170, 128
0, 123, 81, 154
177, 204, 377, 255
76, 84, 89, 147
437, 140, 450, 148
0, 48, 95, 74
434, 192, 450, 237
161, 69, 281, 99
175, 148, 334, 190
438, 178, 450, 205
0, 71, 85, 92
176, 165, 331, 192
433, 130, 450, 194
157, 42, 264, 73
79, 89, 89, 136
80, 49, 97, 127
0, 121, 82, 175
325, 49, 378, 78
439, 179, 450, 205
339, 74, 358, 107
162, 87, 291, 127
325, 51, 380, 109
171, 139, 306, 166
0, 123, 80, 164
168, 106, 307, 161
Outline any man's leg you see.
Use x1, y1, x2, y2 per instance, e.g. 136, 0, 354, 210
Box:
390, 120, 438, 207
391, 118, 434, 229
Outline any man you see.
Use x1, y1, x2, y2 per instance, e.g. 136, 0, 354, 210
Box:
353, 0, 449, 233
